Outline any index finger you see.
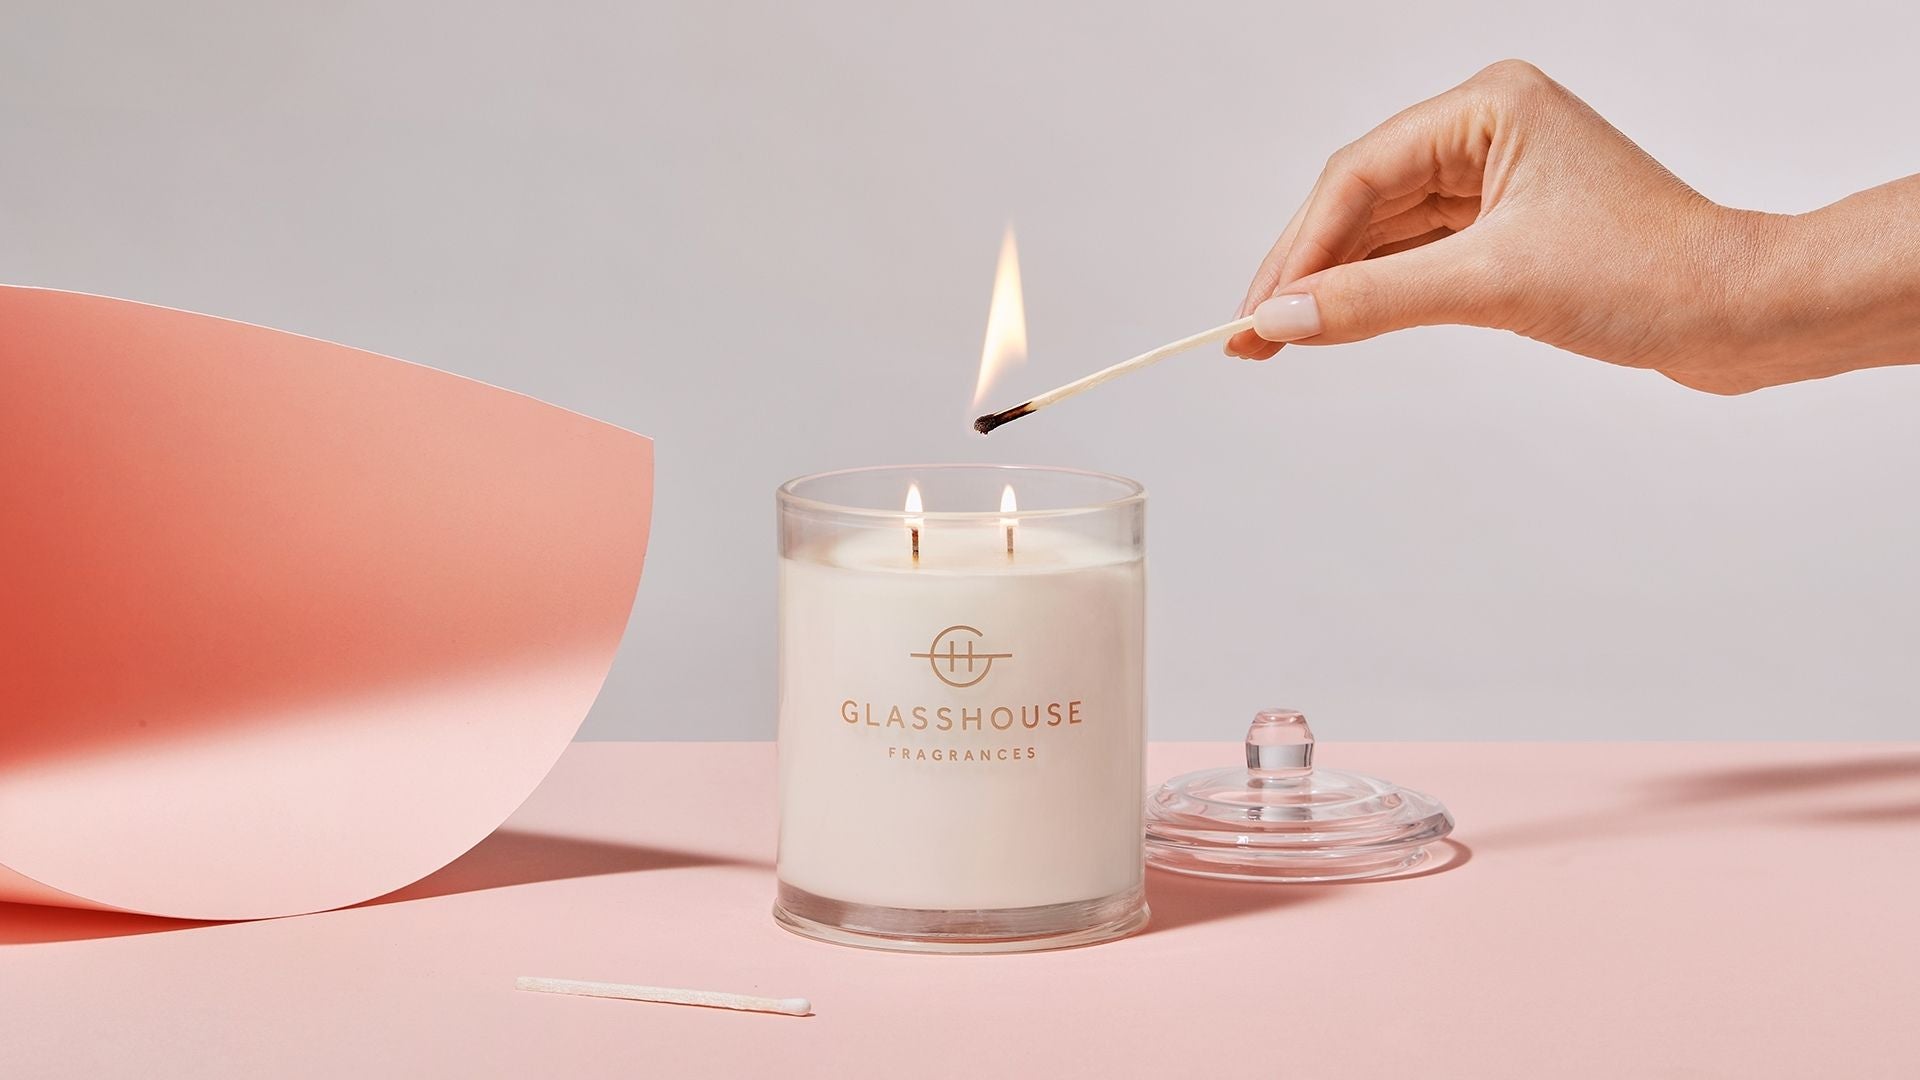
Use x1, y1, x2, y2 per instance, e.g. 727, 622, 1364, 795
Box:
1231, 81, 1488, 358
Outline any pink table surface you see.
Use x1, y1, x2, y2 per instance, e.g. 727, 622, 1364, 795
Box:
3, 742, 1916, 1078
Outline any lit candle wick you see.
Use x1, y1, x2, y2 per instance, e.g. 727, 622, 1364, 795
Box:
999, 484, 1017, 559
905, 482, 924, 565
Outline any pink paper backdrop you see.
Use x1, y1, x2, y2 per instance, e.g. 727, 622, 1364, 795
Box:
0, 286, 652, 919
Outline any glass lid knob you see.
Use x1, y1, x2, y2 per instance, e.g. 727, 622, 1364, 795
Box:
1246, 708, 1313, 779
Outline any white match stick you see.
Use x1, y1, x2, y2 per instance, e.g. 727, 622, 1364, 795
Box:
973, 314, 1256, 434
514, 976, 813, 1017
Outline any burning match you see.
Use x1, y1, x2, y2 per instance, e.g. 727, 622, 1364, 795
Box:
973, 315, 1257, 435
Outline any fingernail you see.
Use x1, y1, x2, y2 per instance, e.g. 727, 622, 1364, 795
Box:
1252, 294, 1321, 342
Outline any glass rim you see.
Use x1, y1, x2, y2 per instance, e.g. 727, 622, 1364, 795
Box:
777, 463, 1146, 523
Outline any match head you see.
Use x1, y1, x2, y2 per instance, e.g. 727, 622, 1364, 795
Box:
972, 401, 1035, 436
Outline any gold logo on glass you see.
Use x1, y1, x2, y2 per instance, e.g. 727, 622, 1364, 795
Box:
911, 625, 1013, 688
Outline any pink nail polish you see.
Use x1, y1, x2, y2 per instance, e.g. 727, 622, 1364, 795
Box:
1252, 294, 1321, 342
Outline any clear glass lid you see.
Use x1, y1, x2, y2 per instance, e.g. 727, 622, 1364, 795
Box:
1145, 709, 1453, 882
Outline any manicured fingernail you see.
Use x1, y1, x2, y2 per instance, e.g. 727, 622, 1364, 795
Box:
1252, 294, 1321, 342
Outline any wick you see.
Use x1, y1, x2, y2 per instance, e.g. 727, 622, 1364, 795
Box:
911, 525, 920, 564
1005, 524, 1014, 558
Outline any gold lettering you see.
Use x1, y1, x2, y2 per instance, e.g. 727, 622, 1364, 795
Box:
844, 700, 1086, 740
873, 743, 1046, 762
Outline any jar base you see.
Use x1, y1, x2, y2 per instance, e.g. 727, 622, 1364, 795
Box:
773, 882, 1149, 954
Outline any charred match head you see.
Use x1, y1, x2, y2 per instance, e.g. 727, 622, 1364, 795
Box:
972, 401, 1035, 436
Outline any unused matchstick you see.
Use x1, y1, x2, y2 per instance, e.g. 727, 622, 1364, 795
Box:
514, 976, 813, 1017
972, 315, 1256, 435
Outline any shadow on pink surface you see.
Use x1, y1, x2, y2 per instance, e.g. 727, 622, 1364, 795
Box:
0, 903, 212, 946
365, 829, 765, 906
1142, 839, 1473, 933
1661, 752, 1920, 805
1667, 752, 1920, 826
1475, 751, 1920, 849
0, 828, 756, 946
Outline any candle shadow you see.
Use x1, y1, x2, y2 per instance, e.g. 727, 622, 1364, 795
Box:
1140, 839, 1472, 934
0, 828, 756, 946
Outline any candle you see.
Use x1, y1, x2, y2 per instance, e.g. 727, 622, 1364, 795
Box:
775, 465, 1147, 952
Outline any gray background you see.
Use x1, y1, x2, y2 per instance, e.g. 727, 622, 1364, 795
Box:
3, 2, 1914, 740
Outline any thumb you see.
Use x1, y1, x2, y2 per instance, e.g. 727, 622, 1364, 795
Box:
1252, 238, 1503, 346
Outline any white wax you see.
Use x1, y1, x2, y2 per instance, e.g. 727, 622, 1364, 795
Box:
778, 523, 1145, 910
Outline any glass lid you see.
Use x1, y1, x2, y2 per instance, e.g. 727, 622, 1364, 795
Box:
1144, 709, 1453, 882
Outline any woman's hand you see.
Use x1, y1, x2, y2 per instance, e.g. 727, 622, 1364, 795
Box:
1227, 60, 1920, 394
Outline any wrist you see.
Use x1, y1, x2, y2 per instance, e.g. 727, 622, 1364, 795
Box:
1670, 205, 1826, 392
1710, 192, 1920, 390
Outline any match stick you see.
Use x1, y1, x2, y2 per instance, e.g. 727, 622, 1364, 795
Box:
515, 976, 813, 1017
973, 315, 1256, 435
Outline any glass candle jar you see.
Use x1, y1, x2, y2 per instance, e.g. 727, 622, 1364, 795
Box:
775, 464, 1148, 952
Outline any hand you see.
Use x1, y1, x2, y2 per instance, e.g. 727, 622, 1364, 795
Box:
1226, 60, 1920, 394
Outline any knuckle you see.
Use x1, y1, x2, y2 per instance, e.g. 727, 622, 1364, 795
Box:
1477, 58, 1547, 86
1472, 59, 1555, 103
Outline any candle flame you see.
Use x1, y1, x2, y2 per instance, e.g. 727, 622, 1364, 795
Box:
971, 224, 1027, 410
904, 482, 923, 518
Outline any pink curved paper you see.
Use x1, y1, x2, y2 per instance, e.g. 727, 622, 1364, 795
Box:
0, 286, 652, 920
